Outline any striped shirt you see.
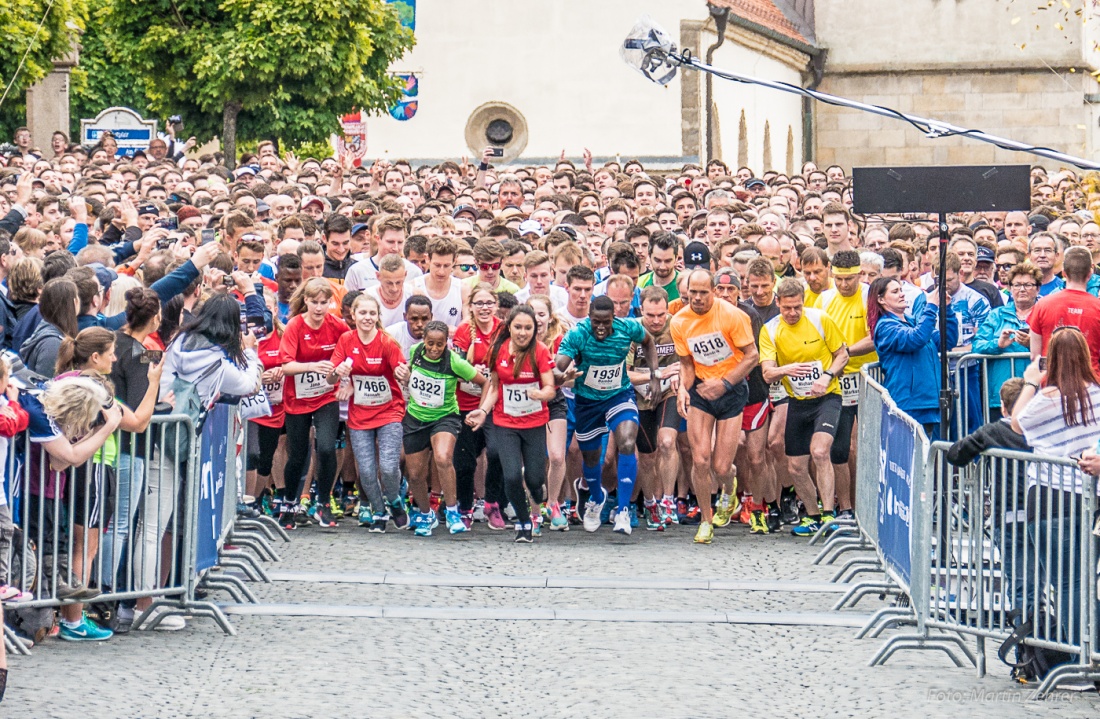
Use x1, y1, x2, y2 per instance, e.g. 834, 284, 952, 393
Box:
1015, 384, 1100, 493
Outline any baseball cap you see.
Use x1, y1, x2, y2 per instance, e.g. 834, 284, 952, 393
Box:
88, 263, 118, 291
351, 223, 369, 235
301, 195, 325, 210
256, 200, 270, 213
234, 165, 258, 179
975, 246, 995, 264
136, 203, 159, 216
553, 224, 579, 241
452, 204, 477, 220
1028, 214, 1050, 233
518, 219, 543, 237
684, 241, 712, 270
745, 178, 767, 189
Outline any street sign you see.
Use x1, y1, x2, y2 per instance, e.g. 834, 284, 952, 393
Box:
80, 107, 157, 157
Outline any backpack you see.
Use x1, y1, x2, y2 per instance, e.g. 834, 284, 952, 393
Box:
162, 361, 222, 463
997, 608, 1076, 683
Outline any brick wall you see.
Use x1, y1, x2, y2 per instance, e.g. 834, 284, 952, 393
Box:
814, 71, 1091, 169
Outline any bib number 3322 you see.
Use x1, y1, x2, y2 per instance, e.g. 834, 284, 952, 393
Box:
409, 371, 445, 408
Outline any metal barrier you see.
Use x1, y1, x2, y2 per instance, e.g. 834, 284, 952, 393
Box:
950, 351, 1030, 440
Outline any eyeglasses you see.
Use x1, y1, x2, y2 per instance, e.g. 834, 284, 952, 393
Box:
457, 264, 477, 272
479, 262, 501, 272
1010, 283, 1038, 290
471, 301, 497, 308
996, 262, 1016, 271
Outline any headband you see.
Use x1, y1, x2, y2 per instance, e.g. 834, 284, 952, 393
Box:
831, 265, 861, 277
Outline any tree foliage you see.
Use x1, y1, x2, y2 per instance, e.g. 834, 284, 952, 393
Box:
103, 0, 414, 166
0, 0, 88, 140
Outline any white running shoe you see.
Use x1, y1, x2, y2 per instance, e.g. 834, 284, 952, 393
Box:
613, 507, 632, 535
583, 497, 604, 533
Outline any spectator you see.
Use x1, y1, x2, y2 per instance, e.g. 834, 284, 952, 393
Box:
19, 278, 79, 378
973, 263, 1041, 419
1027, 246, 1100, 377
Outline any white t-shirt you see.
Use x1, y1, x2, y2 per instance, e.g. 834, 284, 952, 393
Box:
1016, 384, 1100, 493
516, 284, 568, 310
366, 284, 415, 329
409, 275, 464, 329
345, 256, 423, 292
384, 322, 419, 359
556, 306, 588, 329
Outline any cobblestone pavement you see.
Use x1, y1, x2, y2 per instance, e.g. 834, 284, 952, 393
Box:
5, 521, 1099, 718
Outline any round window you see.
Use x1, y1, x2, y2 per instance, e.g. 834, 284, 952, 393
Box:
486, 119, 514, 145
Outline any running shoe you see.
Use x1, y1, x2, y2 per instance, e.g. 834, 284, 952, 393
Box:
413, 511, 434, 537
316, 504, 338, 528
645, 503, 664, 531
429, 491, 442, 515
582, 494, 605, 533
369, 511, 389, 534
682, 502, 701, 525
749, 509, 768, 534
820, 513, 839, 535
693, 521, 713, 544
661, 497, 679, 525
279, 503, 297, 531
390, 499, 410, 530
600, 495, 615, 525
461, 509, 474, 530
446, 507, 468, 534
835, 508, 855, 521
514, 524, 533, 543
358, 505, 373, 527
739, 494, 754, 525
766, 506, 782, 534
59, 613, 113, 642
329, 496, 345, 519
472, 499, 487, 523
573, 477, 590, 511
628, 504, 639, 528
779, 495, 800, 525
612, 507, 632, 535
0, 585, 31, 602
342, 491, 359, 517
260, 491, 277, 517
296, 497, 312, 526
791, 516, 822, 537
531, 512, 543, 537
484, 502, 506, 530
712, 494, 735, 527
548, 502, 569, 531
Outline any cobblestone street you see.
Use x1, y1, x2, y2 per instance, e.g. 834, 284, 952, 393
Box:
6, 521, 1099, 718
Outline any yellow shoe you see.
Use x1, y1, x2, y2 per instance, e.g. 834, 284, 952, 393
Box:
694, 521, 714, 544
712, 495, 735, 527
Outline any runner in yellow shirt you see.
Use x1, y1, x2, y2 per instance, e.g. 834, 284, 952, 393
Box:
759, 278, 848, 538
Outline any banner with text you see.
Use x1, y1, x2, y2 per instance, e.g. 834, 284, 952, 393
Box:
195, 403, 230, 573
877, 405, 914, 586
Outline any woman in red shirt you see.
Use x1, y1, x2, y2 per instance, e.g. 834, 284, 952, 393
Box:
466, 305, 556, 543
451, 284, 504, 528
244, 290, 286, 517
278, 278, 349, 529
528, 294, 571, 530
329, 294, 408, 533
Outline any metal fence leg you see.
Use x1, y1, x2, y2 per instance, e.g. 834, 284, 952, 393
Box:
227, 532, 281, 562
235, 517, 285, 543
813, 538, 870, 566
1034, 663, 1100, 699
809, 520, 857, 546
179, 599, 237, 636
833, 580, 901, 610
855, 607, 913, 639
869, 632, 976, 668
218, 552, 269, 583
4, 625, 31, 656
831, 557, 881, 583
201, 573, 259, 604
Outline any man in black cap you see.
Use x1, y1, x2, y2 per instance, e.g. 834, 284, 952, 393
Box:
683, 241, 712, 271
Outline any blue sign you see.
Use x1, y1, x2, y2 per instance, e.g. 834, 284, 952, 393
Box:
878, 405, 914, 585
195, 403, 229, 573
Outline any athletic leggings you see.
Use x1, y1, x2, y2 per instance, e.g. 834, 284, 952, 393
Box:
282, 402, 340, 504
487, 424, 547, 526
349, 423, 403, 513
454, 410, 505, 510
247, 422, 283, 476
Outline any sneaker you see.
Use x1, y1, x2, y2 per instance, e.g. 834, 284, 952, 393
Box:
549, 502, 569, 531
279, 504, 297, 531
582, 495, 606, 533
682, 502, 701, 525
429, 491, 442, 515
390, 499, 410, 530
712, 494, 735, 527
368, 512, 389, 533
134, 606, 186, 631
484, 502, 507, 531
316, 504, 338, 528
693, 521, 714, 544
645, 504, 664, 531
413, 511, 435, 537
628, 504, 639, 529
600, 495, 616, 525
446, 507, 468, 534
835, 508, 855, 521
612, 507, 632, 535
0, 585, 32, 602
820, 513, 838, 535
296, 498, 311, 526
739, 494, 754, 525
749, 509, 768, 534
329, 496, 345, 519
56, 581, 101, 602
780, 494, 800, 525
260, 491, 277, 517
59, 613, 113, 642
461, 509, 474, 530
472, 499, 487, 522
766, 507, 782, 533
358, 505, 373, 527
237, 502, 260, 519
514, 524, 533, 543
661, 497, 679, 525
791, 516, 822, 537
531, 513, 542, 537
573, 477, 590, 511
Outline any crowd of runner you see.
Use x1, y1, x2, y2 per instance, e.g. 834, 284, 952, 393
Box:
0, 125, 1097, 651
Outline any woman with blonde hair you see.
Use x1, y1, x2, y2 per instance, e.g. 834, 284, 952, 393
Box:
528, 294, 570, 530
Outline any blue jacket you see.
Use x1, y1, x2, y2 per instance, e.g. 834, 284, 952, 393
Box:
971, 305, 1030, 408
873, 301, 959, 425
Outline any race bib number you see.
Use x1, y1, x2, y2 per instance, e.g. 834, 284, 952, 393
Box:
768, 381, 787, 403
409, 370, 446, 408
788, 360, 824, 399
502, 382, 542, 417
264, 377, 285, 405
583, 363, 624, 392
638, 375, 674, 399
689, 332, 733, 366
458, 365, 485, 396
294, 371, 332, 399
353, 375, 393, 407
839, 373, 860, 407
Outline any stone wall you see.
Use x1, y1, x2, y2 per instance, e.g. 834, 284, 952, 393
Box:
813, 70, 1095, 170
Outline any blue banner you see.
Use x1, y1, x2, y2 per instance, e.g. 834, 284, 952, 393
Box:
878, 405, 914, 585
195, 403, 229, 573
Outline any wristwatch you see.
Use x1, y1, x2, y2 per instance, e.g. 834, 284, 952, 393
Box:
721, 379, 734, 393
823, 370, 835, 379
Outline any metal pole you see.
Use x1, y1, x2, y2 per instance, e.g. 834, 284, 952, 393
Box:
937, 212, 951, 435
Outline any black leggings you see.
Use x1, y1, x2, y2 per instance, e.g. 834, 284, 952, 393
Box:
487, 424, 547, 526
282, 402, 340, 503
454, 410, 504, 510
247, 422, 284, 476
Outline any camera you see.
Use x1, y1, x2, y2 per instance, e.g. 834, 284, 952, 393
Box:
155, 238, 173, 250
169, 115, 182, 125
222, 276, 236, 288
488, 147, 504, 157
156, 217, 178, 231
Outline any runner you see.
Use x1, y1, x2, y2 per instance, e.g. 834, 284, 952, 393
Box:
398, 320, 487, 536
278, 277, 349, 530
670, 269, 758, 544
627, 286, 680, 530
329, 294, 409, 532
365, 254, 415, 329
555, 295, 661, 535
759, 278, 850, 537
408, 237, 467, 330
466, 305, 557, 543
527, 294, 571, 530
245, 294, 287, 518
384, 295, 433, 358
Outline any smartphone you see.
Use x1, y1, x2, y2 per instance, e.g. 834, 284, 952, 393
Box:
200, 228, 217, 245
156, 217, 178, 231
155, 237, 173, 250
223, 276, 236, 288
488, 147, 504, 157
139, 349, 163, 364
1039, 357, 1047, 372
241, 319, 267, 339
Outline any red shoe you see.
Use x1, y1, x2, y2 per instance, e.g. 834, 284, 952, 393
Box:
739, 495, 754, 524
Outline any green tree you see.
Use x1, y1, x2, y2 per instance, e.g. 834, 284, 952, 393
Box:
0, 0, 88, 141
103, 0, 414, 168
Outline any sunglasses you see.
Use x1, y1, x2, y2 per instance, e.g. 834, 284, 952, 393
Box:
479, 262, 502, 272
996, 263, 1016, 271
457, 263, 477, 272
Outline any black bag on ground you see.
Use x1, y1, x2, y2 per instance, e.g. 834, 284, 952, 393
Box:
997, 608, 1076, 682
